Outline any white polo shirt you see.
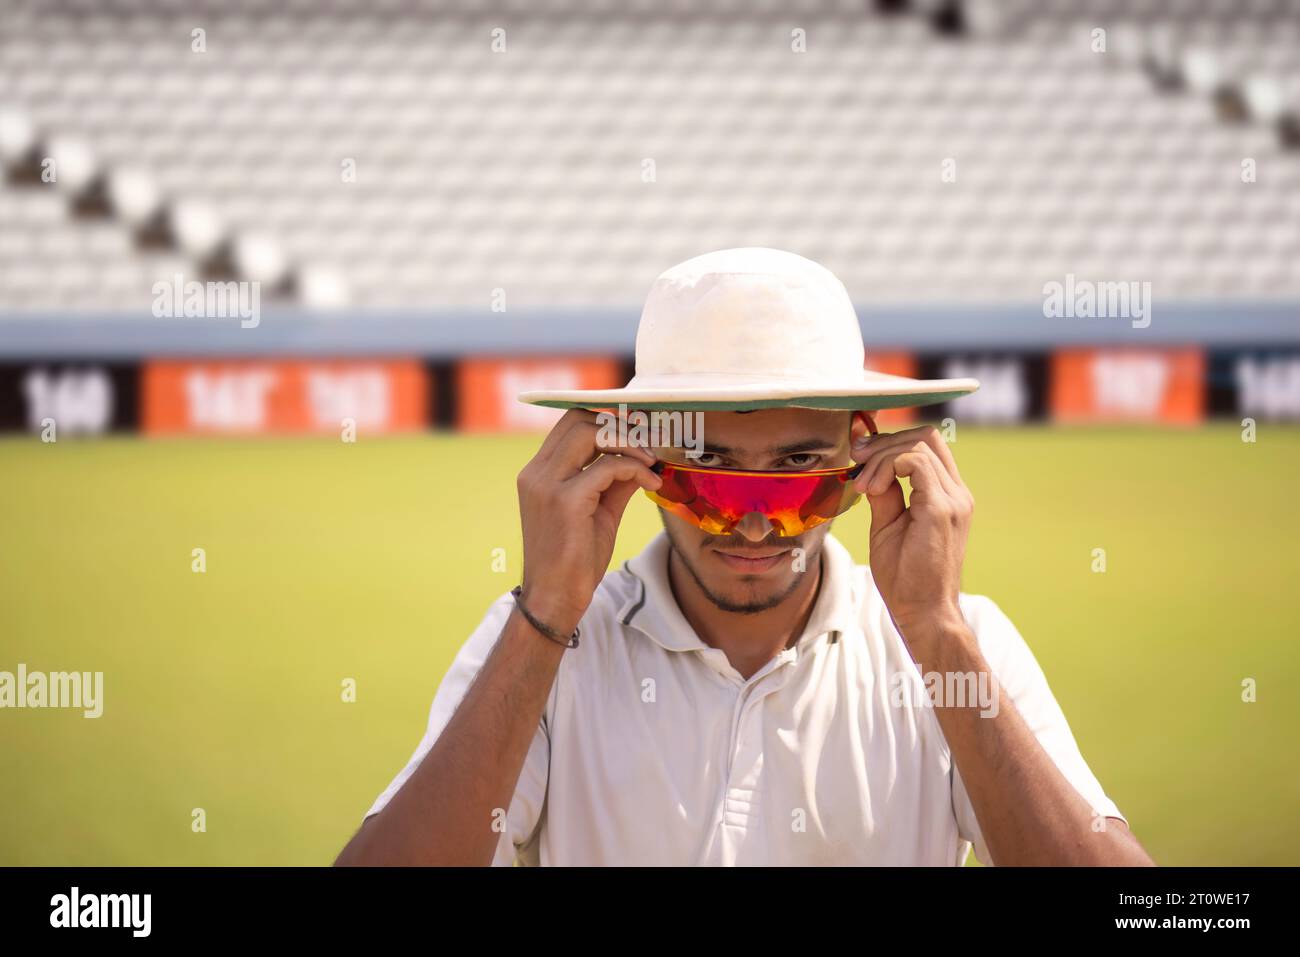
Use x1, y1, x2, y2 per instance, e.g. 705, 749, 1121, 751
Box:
365, 529, 1125, 865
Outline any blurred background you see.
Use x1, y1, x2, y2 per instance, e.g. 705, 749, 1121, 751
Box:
1, 0, 1297, 865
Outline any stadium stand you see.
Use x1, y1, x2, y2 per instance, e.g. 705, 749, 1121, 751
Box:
2, 0, 1298, 316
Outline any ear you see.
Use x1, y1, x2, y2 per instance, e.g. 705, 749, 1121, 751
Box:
850, 409, 878, 442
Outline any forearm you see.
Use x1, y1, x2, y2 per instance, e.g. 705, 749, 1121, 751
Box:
899, 610, 1155, 867
335, 605, 567, 866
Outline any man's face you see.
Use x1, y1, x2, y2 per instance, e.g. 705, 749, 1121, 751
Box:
649, 407, 867, 615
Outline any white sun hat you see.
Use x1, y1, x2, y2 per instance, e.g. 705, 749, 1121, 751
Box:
517, 247, 979, 412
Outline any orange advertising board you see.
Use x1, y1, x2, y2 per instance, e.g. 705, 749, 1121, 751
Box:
458, 357, 623, 432
865, 352, 917, 429
142, 360, 429, 435
1050, 349, 1204, 424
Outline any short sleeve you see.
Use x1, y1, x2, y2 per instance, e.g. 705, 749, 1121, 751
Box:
363, 591, 551, 867
950, 594, 1126, 866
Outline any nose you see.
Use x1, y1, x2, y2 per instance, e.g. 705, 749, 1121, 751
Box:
734, 511, 777, 543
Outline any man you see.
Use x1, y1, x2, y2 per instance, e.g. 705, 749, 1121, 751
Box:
336, 248, 1154, 866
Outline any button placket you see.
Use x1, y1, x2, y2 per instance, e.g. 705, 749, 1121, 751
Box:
721, 653, 796, 839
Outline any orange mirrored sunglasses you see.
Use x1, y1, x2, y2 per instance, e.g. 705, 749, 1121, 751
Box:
643, 413, 877, 537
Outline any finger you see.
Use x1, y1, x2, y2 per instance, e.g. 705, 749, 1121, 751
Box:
865, 474, 906, 534
567, 454, 662, 510
852, 427, 921, 483
890, 448, 949, 506
596, 466, 648, 527
863, 441, 961, 499
582, 442, 658, 472
548, 417, 656, 478
913, 424, 963, 487
852, 434, 884, 487
533, 408, 599, 465
569, 409, 655, 472
588, 410, 660, 467
578, 434, 659, 472
869, 426, 964, 490
861, 443, 910, 496
849, 411, 880, 462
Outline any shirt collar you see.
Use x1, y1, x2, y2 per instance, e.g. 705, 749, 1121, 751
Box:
617, 529, 861, 655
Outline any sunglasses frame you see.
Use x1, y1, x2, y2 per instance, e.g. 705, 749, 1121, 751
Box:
645, 411, 879, 481
649, 459, 866, 480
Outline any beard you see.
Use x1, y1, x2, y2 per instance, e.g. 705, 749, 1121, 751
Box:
661, 518, 823, 615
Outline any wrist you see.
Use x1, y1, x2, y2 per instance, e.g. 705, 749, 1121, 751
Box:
517, 584, 587, 636
889, 600, 970, 662
890, 597, 964, 633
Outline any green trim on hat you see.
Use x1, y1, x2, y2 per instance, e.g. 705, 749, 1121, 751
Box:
527, 388, 974, 412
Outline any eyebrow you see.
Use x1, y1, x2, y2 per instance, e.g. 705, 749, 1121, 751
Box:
691, 439, 841, 457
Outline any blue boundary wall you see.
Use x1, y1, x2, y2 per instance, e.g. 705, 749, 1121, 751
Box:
0, 302, 1297, 358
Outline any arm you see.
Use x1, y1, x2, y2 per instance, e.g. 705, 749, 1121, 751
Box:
335, 408, 661, 866
334, 603, 567, 866
851, 421, 1154, 866
901, 609, 1155, 866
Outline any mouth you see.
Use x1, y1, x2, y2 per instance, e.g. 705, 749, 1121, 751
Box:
712, 546, 791, 574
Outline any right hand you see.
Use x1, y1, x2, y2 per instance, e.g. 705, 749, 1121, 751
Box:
516, 408, 662, 633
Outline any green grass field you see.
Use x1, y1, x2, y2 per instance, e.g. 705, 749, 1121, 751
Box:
1, 425, 1297, 865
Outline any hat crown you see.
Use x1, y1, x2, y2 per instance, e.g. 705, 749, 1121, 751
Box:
634, 248, 866, 383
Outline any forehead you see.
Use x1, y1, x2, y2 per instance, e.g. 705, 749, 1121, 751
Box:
672, 408, 850, 453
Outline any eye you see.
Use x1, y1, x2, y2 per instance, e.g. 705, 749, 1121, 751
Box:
684, 452, 725, 468
780, 453, 822, 470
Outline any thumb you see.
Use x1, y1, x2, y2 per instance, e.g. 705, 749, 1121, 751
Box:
599, 473, 645, 526
866, 475, 906, 537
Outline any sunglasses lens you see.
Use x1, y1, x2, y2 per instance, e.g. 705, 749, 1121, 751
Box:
646, 465, 861, 537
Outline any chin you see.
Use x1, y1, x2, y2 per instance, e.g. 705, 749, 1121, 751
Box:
662, 517, 815, 613
704, 566, 800, 614
706, 588, 790, 616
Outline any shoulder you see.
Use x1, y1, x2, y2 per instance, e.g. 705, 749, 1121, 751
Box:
956, 592, 1019, 640
955, 593, 1030, 656
952, 592, 1057, 700
853, 560, 1014, 641
530, 563, 647, 668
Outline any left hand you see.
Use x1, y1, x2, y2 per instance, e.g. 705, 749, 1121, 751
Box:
850, 424, 974, 634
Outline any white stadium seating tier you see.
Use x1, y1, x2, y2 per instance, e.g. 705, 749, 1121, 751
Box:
0, 0, 1298, 313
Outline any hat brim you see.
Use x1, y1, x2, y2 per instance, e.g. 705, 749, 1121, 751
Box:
518, 372, 979, 412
